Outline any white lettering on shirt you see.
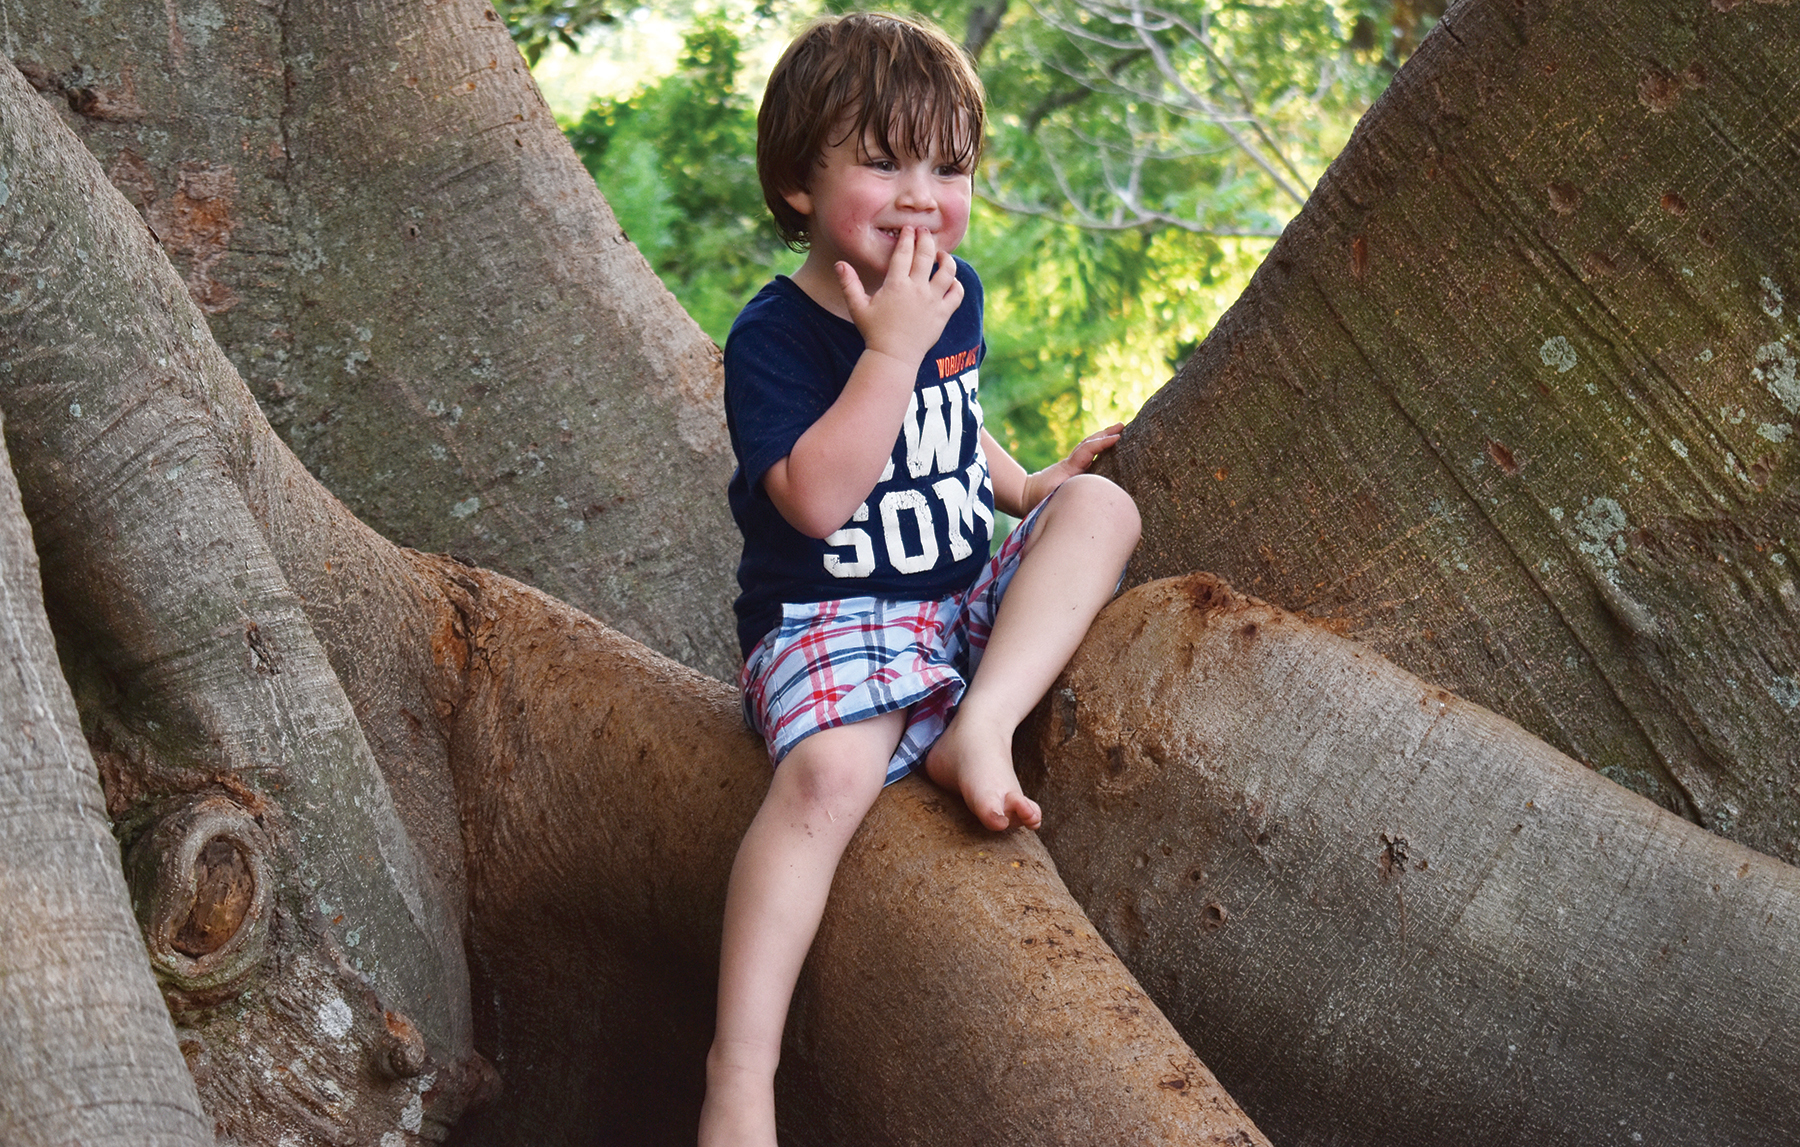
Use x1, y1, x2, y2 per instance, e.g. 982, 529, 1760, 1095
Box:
930, 456, 994, 562
822, 502, 875, 578
880, 489, 939, 574
903, 380, 965, 478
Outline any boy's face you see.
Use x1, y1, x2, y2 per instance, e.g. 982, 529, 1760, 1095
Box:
784, 123, 974, 296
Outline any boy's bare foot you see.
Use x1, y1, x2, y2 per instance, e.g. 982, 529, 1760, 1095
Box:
925, 715, 1042, 831
698, 1058, 778, 1147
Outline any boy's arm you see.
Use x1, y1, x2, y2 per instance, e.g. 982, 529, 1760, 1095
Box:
764, 228, 964, 539
760, 349, 919, 539
982, 423, 1126, 519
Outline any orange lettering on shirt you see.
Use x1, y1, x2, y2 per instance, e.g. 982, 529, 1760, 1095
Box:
936, 347, 979, 379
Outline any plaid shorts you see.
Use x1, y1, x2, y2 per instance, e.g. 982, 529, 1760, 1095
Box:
740, 497, 1049, 785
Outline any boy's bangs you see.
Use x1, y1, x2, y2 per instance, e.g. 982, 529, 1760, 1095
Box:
848, 84, 979, 170
818, 20, 985, 169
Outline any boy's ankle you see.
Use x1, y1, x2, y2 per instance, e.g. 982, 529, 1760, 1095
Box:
707, 1037, 780, 1084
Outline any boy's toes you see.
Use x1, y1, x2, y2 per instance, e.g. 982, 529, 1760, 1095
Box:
1006, 791, 1043, 831
970, 789, 1040, 832
973, 795, 1012, 832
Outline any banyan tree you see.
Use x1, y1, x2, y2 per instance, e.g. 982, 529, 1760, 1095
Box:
0, 0, 1794, 1143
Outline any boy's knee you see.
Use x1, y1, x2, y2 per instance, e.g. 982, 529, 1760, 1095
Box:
1054, 473, 1141, 544
775, 734, 885, 811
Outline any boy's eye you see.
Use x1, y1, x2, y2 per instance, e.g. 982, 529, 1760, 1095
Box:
937, 163, 970, 178
868, 158, 898, 172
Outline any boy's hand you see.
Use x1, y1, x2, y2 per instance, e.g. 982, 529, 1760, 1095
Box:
1017, 423, 1125, 512
836, 226, 964, 367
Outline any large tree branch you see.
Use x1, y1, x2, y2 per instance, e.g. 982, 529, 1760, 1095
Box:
0, 413, 210, 1146
1029, 574, 1800, 1145
0, 56, 486, 1140
1111, 0, 1800, 859
438, 566, 1270, 1145
9, 0, 743, 680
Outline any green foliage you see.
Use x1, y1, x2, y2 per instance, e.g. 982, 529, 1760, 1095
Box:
971, 206, 1264, 469
494, 0, 628, 66
528, 1, 1432, 468
978, 0, 1388, 231
561, 14, 798, 340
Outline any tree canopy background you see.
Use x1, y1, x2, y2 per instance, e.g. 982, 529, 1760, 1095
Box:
507, 0, 1441, 470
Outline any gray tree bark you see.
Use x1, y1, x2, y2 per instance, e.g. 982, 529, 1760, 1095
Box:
0, 412, 210, 1147
2, 0, 742, 680
1108, 0, 1800, 860
0, 55, 485, 1142
9, 0, 1797, 1139
1027, 574, 1800, 1146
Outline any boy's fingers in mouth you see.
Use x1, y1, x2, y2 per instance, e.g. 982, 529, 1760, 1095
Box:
911, 225, 937, 271
884, 225, 915, 271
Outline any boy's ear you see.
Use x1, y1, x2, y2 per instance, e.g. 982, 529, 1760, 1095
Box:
782, 186, 814, 218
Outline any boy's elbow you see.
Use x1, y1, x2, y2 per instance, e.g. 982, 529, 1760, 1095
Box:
771, 493, 848, 540
764, 462, 871, 538
764, 465, 838, 538
794, 512, 844, 541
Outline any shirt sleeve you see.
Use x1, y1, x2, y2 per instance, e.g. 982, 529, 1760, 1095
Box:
724, 312, 844, 491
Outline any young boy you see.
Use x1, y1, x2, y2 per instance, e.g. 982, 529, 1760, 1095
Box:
700, 13, 1141, 1145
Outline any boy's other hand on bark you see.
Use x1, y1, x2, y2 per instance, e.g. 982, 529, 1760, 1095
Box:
1019, 423, 1126, 511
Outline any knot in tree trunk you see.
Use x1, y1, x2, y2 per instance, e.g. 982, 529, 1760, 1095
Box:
126, 794, 272, 999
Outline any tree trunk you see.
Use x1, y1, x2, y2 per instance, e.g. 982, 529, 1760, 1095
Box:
0, 413, 210, 1147
0, 54, 1268, 1147
1026, 574, 1800, 1146
4, 0, 743, 679
1109, 0, 1800, 860
11, 0, 1797, 1136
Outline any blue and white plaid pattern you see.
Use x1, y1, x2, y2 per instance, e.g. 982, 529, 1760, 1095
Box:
740, 497, 1047, 784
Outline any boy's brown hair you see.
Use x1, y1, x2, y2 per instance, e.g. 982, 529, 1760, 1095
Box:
758, 12, 986, 250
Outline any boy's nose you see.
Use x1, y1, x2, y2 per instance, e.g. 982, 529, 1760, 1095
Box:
895, 172, 936, 211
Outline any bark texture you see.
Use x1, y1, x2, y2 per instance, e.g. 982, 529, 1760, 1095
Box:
1109, 0, 1800, 859
0, 57, 488, 1142
441, 568, 1269, 1147
2, 0, 741, 679
1025, 574, 1800, 1147
0, 413, 211, 1147
781, 777, 1262, 1147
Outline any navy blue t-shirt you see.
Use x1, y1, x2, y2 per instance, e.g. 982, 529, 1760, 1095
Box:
725, 259, 995, 657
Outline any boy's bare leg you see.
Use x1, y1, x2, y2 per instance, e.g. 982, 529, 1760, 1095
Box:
926, 474, 1141, 831
699, 709, 906, 1147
